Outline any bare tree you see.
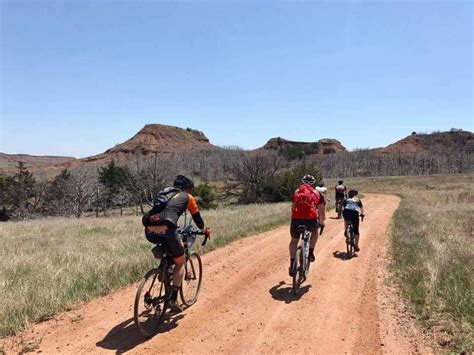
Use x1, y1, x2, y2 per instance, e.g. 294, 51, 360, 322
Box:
71, 169, 94, 218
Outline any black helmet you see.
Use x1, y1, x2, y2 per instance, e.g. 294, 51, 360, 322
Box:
318, 181, 325, 187
338, 180, 343, 185
302, 174, 316, 186
348, 189, 358, 198
173, 175, 194, 190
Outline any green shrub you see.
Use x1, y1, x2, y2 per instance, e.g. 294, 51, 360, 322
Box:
193, 183, 217, 209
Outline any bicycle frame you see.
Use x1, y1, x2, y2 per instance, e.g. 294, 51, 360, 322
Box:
301, 229, 311, 277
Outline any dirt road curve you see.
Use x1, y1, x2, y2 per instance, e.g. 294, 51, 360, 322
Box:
3, 194, 428, 354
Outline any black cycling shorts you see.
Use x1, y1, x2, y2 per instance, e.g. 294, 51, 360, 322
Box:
145, 225, 184, 258
335, 192, 345, 201
290, 218, 318, 239
343, 209, 360, 235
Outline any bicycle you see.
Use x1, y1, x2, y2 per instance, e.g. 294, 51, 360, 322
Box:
345, 214, 364, 259
291, 225, 312, 295
134, 224, 208, 337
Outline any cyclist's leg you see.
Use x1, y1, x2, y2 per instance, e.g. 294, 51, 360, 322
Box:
352, 215, 361, 251
307, 219, 319, 262
165, 227, 186, 310
342, 209, 350, 237
289, 219, 301, 275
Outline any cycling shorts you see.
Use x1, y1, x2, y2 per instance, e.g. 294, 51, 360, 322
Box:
290, 218, 318, 239
145, 224, 184, 258
343, 209, 360, 235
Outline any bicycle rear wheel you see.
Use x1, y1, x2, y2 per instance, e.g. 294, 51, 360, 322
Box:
180, 252, 203, 306
292, 247, 302, 295
134, 268, 169, 337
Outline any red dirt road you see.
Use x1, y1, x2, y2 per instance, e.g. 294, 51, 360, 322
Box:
3, 194, 428, 354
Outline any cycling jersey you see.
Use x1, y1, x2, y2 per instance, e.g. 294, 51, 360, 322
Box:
335, 184, 347, 200
342, 197, 363, 214
157, 190, 204, 228
291, 184, 323, 219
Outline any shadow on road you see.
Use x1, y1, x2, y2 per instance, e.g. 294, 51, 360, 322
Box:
96, 312, 185, 353
332, 250, 358, 261
269, 281, 311, 304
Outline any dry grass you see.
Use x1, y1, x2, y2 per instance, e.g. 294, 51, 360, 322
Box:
0, 202, 290, 337
326, 174, 473, 352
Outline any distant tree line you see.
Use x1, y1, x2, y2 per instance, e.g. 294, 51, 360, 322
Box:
312, 149, 472, 178
1, 139, 471, 220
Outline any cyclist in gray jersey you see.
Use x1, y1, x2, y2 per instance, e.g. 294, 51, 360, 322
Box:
342, 190, 365, 252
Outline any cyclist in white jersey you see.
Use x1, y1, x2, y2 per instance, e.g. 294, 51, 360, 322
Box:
342, 190, 365, 252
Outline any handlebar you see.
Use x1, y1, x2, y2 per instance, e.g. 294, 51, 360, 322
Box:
178, 226, 209, 246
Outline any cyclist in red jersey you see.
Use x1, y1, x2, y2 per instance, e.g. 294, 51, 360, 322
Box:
289, 175, 326, 276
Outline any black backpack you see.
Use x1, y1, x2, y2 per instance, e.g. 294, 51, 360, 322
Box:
142, 187, 181, 226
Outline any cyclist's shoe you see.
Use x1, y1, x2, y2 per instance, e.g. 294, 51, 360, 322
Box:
354, 246, 360, 252
308, 253, 315, 262
289, 267, 295, 277
168, 299, 182, 313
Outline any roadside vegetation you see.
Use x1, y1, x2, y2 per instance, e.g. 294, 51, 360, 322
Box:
326, 174, 473, 352
0, 202, 290, 337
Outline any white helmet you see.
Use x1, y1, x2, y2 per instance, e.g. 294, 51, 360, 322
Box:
302, 174, 316, 186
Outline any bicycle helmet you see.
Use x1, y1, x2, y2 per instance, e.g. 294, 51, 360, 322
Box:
338, 180, 343, 185
302, 174, 316, 186
173, 175, 194, 190
317, 181, 325, 187
348, 189, 358, 198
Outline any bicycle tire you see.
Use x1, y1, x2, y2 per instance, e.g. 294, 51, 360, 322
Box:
134, 268, 169, 337
292, 247, 302, 295
180, 252, 203, 306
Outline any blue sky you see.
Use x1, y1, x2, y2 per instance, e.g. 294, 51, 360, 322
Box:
1, 0, 472, 157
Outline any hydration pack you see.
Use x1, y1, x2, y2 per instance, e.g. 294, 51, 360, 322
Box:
292, 184, 320, 217
142, 187, 181, 227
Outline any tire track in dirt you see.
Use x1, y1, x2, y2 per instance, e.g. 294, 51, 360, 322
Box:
2, 194, 428, 354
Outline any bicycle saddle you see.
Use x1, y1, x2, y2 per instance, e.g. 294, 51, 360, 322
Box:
151, 243, 166, 259
297, 225, 307, 232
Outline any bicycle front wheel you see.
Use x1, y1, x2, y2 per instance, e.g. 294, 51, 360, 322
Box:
134, 268, 168, 337
180, 252, 203, 306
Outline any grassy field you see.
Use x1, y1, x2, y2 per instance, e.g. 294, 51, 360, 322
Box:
0, 202, 291, 338
326, 174, 473, 352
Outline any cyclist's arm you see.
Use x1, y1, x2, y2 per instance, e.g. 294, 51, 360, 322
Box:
317, 194, 326, 223
358, 200, 365, 216
318, 203, 326, 223
187, 194, 205, 229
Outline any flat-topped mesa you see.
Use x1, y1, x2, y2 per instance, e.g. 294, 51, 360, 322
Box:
104, 124, 214, 155
317, 139, 346, 153
378, 130, 474, 154
261, 137, 346, 154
